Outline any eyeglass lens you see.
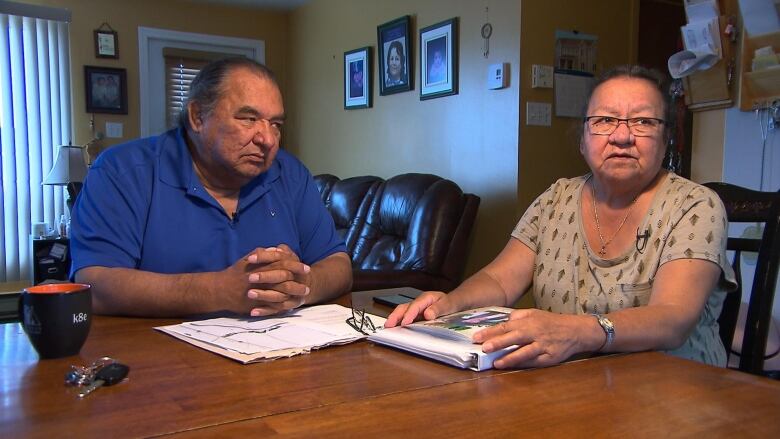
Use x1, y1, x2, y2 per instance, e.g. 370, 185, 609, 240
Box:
348, 308, 375, 334
587, 117, 662, 136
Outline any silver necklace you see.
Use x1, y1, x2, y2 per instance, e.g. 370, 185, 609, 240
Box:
591, 183, 637, 257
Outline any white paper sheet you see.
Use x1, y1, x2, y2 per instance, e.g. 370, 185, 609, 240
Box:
684, 0, 719, 22
669, 6, 723, 78
554, 72, 594, 118
738, 0, 780, 37
156, 304, 386, 363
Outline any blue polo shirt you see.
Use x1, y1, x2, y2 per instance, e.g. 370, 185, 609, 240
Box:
70, 128, 345, 275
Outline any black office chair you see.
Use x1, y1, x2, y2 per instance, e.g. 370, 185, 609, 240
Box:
704, 182, 780, 376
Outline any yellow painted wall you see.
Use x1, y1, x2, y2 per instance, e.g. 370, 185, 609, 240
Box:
518, 0, 639, 215
691, 110, 725, 183
288, 0, 522, 274
13, 0, 640, 282
288, 0, 639, 276
16, 0, 287, 159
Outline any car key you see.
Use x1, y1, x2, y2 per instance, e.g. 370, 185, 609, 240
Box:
78, 362, 130, 398
66, 357, 116, 387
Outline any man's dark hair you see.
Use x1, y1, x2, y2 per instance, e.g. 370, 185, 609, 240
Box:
581, 65, 673, 142
178, 57, 278, 129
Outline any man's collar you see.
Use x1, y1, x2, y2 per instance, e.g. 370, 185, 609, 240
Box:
158, 127, 193, 189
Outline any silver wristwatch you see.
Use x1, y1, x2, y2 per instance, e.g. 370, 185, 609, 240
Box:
593, 313, 615, 351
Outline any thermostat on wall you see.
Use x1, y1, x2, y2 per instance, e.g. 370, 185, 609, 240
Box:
488, 63, 508, 89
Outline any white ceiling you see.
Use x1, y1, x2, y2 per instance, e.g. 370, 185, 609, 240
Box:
185, 0, 310, 10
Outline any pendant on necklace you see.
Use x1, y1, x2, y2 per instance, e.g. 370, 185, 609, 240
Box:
599, 246, 607, 256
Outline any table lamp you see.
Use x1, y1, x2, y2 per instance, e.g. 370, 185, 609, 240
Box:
42, 144, 88, 211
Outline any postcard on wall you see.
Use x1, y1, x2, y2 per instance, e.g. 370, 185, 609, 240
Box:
554, 30, 598, 74
554, 71, 594, 118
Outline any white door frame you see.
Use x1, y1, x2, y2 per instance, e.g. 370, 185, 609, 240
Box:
138, 26, 265, 137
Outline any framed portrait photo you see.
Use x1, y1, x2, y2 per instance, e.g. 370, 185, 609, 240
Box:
420, 17, 459, 100
344, 47, 372, 110
84, 66, 128, 114
94, 29, 118, 59
377, 15, 412, 96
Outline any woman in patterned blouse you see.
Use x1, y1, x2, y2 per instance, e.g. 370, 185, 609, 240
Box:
386, 65, 737, 368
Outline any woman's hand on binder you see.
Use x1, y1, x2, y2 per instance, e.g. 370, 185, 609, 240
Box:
384, 291, 453, 327
473, 309, 589, 369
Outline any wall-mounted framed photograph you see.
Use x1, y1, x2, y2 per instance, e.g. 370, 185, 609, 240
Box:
84, 66, 127, 114
344, 47, 372, 110
420, 17, 459, 100
377, 15, 412, 96
94, 29, 118, 59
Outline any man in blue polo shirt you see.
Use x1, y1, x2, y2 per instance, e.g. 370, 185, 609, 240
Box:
71, 58, 352, 317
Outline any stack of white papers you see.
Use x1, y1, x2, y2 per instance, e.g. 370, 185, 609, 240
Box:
156, 304, 385, 364
669, 0, 723, 78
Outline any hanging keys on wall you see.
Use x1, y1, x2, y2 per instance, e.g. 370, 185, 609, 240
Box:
481, 7, 492, 58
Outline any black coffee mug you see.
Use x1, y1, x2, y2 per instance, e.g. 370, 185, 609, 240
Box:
18, 283, 92, 359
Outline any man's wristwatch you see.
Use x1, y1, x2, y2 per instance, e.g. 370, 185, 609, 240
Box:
592, 313, 615, 351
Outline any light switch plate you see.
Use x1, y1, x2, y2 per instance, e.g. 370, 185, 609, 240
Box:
531, 64, 554, 88
526, 101, 552, 126
106, 122, 123, 138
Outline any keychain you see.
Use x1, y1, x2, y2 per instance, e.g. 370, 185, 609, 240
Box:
481, 7, 492, 58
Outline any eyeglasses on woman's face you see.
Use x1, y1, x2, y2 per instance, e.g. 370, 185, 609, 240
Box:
583, 116, 665, 137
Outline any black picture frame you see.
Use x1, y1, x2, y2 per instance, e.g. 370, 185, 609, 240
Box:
420, 17, 459, 100
344, 47, 372, 110
84, 66, 127, 114
377, 15, 412, 96
94, 30, 118, 59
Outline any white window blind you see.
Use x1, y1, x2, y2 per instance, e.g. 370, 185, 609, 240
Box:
0, 12, 71, 282
164, 56, 206, 129
164, 48, 226, 130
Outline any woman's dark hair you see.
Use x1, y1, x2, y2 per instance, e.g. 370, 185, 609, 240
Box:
386, 40, 406, 79
581, 65, 673, 142
179, 57, 278, 128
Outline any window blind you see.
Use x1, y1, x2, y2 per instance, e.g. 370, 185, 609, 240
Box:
163, 49, 238, 129
0, 13, 71, 282
164, 55, 207, 129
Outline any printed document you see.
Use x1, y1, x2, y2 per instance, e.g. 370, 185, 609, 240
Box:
156, 304, 385, 364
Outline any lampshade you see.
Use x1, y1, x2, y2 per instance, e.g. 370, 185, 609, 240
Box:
42, 145, 88, 185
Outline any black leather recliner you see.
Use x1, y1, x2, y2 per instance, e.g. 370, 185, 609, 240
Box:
314, 173, 480, 292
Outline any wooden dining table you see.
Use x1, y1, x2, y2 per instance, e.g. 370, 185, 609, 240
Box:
2, 289, 780, 438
